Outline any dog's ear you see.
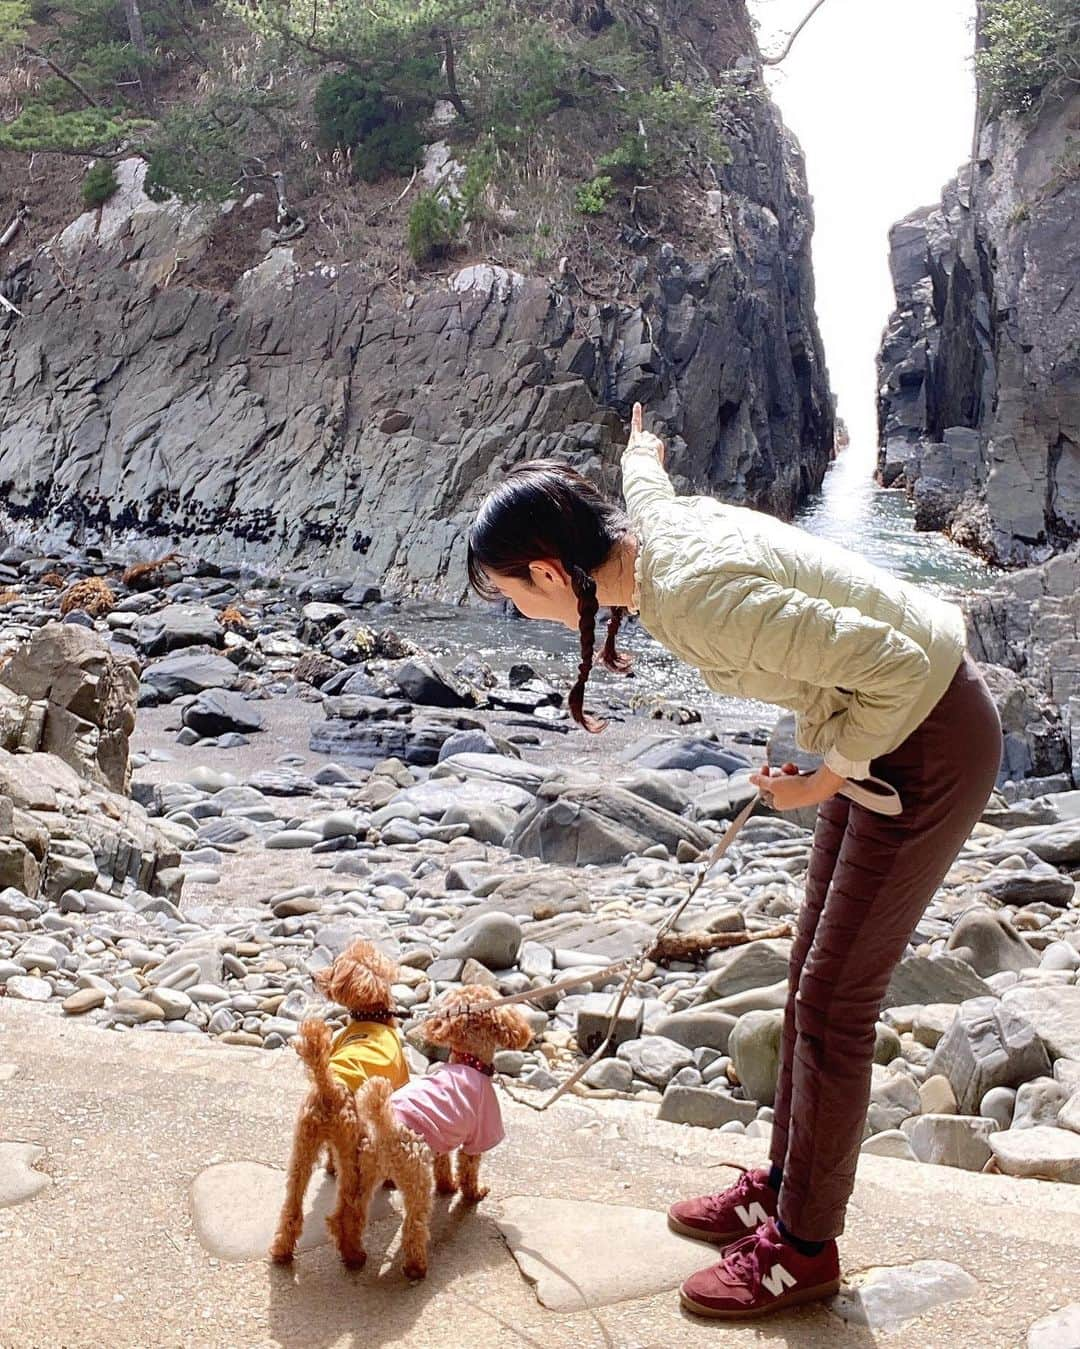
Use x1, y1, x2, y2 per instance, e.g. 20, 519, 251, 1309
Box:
313, 964, 335, 996
496, 1006, 534, 1051
345, 939, 399, 985
419, 1012, 453, 1048
421, 988, 473, 1047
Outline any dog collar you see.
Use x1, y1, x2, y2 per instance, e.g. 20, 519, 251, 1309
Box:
451, 1052, 495, 1077
348, 1008, 397, 1025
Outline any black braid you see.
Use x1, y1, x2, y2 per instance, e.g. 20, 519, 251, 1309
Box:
600, 606, 631, 674
569, 565, 604, 733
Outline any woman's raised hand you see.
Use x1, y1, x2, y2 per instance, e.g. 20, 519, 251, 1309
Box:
627, 402, 666, 465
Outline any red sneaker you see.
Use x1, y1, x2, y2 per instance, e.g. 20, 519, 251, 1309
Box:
667, 1166, 778, 1245
680, 1219, 841, 1319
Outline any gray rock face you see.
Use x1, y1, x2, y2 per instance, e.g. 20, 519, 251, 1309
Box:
136, 604, 223, 656
1028, 1304, 1080, 1349
928, 996, 1052, 1113
0, 623, 138, 792
576, 993, 644, 1057
877, 89, 1080, 568
0, 17, 833, 596
141, 653, 240, 700
702, 940, 791, 1002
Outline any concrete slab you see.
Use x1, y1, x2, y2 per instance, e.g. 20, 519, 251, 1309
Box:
2, 998, 1080, 1348
0, 1141, 50, 1207
496, 1195, 708, 1309
191, 1162, 394, 1262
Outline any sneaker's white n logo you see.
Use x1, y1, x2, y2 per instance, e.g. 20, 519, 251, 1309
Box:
734, 1202, 769, 1228
761, 1262, 797, 1298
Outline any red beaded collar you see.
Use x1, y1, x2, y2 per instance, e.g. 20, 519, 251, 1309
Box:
451, 1052, 495, 1077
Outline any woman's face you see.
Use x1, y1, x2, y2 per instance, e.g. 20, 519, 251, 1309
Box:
485, 560, 579, 629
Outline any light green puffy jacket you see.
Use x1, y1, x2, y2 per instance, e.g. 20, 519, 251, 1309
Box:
622, 446, 967, 779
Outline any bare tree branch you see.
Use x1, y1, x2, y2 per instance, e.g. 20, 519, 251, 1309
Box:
22, 41, 102, 108
761, 0, 830, 66
1, 207, 27, 248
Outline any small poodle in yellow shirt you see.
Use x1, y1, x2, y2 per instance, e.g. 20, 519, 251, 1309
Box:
271, 939, 408, 1265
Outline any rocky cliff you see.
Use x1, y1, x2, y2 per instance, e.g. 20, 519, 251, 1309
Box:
0, 2, 832, 598
877, 84, 1079, 567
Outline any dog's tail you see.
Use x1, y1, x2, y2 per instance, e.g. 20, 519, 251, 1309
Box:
357, 1075, 396, 1138
294, 1018, 343, 1106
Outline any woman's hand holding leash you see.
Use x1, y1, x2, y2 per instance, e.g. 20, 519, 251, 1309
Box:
750, 762, 844, 811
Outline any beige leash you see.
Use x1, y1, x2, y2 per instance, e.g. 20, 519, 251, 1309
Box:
496, 790, 765, 1112
414, 770, 902, 1111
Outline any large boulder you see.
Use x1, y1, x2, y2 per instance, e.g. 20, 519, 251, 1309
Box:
946, 910, 1039, 977
0, 623, 139, 792
928, 996, 1052, 1113
1002, 986, 1080, 1062
507, 778, 713, 866
141, 652, 240, 699
135, 603, 223, 656
182, 689, 265, 737
728, 1009, 784, 1106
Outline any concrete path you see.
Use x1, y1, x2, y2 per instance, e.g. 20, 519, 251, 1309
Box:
2, 999, 1079, 1348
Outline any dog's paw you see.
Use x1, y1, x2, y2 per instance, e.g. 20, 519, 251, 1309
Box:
461, 1186, 489, 1205
435, 1176, 458, 1195
342, 1249, 367, 1271
403, 1259, 428, 1282
269, 1244, 295, 1265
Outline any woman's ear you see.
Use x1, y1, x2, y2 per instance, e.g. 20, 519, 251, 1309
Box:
528, 558, 570, 589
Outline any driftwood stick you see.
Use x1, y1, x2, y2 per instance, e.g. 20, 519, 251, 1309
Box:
649, 922, 793, 964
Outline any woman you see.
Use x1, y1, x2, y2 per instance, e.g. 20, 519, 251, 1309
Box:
467, 404, 1003, 1321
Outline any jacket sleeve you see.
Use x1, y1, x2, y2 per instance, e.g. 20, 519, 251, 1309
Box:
621, 447, 675, 528
674, 572, 931, 777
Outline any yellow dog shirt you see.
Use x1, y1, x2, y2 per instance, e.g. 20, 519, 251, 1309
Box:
328, 1020, 409, 1094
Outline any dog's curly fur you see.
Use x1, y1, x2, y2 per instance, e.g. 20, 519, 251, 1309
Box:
270, 940, 400, 1269
352, 985, 534, 1280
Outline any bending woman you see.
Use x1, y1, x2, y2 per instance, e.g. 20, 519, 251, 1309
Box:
467, 404, 1002, 1321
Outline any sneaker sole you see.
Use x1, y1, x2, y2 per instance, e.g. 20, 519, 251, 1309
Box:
666, 1214, 756, 1246
679, 1278, 842, 1320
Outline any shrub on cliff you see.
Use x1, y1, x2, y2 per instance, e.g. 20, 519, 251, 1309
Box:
314, 71, 425, 181
81, 158, 118, 207
407, 191, 461, 264
977, 0, 1080, 115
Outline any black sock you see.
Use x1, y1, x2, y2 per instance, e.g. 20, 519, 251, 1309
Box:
777, 1220, 825, 1257
766, 1163, 783, 1193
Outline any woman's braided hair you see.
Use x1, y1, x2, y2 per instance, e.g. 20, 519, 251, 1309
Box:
468, 461, 632, 733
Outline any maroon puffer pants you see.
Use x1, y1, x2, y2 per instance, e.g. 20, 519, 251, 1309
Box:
769, 653, 1002, 1239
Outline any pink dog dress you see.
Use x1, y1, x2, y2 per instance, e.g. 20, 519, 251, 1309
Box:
390, 1062, 504, 1155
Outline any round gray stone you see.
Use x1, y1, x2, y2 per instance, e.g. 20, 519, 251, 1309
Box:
728, 1009, 784, 1106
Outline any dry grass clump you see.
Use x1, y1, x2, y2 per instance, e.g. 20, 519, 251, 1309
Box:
60, 577, 115, 617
